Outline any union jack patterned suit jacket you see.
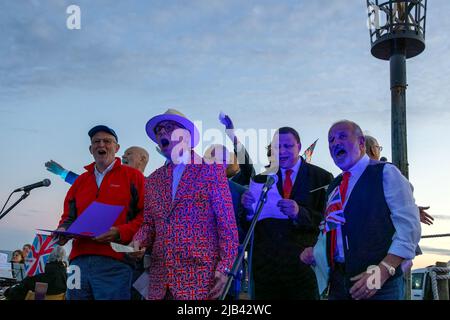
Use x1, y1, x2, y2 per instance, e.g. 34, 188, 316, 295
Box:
134, 152, 239, 300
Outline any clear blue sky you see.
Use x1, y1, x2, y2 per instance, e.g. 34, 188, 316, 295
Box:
1, 0, 449, 267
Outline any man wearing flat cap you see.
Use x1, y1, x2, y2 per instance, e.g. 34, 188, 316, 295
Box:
131, 109, 239, 300
56, 125, 145, 300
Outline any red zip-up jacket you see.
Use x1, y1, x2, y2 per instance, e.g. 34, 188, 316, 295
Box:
58, 158, 144, 261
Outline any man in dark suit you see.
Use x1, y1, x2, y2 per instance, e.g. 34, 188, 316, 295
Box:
241, 127, 333, 299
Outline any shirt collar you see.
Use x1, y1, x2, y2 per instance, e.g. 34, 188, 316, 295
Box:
282, 156, 302, 175
346, 154, 370, 176
95, 158, 117, 176
166, 150, 191, 166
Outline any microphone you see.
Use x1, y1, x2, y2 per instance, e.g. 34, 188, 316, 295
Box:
380, 157, 388, 162
14, 179, 51, 193
262, 174, 277, 191
257, 174, 277, 204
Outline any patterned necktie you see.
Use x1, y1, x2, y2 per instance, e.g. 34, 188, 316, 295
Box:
330, 171, 351, 270
283, 169, 293, 199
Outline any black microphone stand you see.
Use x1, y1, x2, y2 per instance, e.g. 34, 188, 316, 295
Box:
219, 180, 275, 300
0, 191, 30, 221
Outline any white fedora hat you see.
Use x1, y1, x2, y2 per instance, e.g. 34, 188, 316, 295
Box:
145, 108, 200, 148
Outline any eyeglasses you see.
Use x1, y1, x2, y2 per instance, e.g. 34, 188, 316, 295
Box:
376, 145, 383, 152
154, 122, 182, 135
91, 138, 116, 146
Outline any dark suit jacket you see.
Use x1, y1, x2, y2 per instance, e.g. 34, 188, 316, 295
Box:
230, 144, 255, 186
250, 160, 333, 288
228, 180, 248, 244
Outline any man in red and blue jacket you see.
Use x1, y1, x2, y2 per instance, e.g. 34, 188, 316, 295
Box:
57, 125, 144, 300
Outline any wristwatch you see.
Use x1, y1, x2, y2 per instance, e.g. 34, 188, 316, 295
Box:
380, 261, 396, 276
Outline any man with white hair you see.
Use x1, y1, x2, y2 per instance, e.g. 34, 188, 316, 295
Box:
301, 120, 421, 300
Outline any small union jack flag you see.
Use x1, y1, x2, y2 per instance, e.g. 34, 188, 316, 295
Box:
323, 185, 346, 233
24, 234, 58, 277
302, 139, 318, 163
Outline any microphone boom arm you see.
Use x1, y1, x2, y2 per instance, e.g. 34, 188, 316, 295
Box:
0, 191, 30, 222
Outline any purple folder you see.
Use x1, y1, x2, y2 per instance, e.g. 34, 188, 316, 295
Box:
38, 201, 124, 239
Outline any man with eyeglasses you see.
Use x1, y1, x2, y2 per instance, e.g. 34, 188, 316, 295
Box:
364, 134, 432, 281
365, 135, 383, 161
130, 109, 238, 300
364, 134, 433, 226
241, 127, 333, 299
55, 125, 145, 300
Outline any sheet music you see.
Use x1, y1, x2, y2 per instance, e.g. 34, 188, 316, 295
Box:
38, 201, 124, 239
248, 180, 288, 221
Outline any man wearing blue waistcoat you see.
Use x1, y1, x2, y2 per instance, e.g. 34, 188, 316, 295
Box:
301, 120, 421, 300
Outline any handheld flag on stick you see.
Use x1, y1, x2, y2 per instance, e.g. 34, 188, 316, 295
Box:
302, 139, 319, 163
25, 234, 58, 277
323, 186, 346, 233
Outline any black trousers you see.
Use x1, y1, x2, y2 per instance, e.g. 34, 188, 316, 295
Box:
253, 263, 319, 300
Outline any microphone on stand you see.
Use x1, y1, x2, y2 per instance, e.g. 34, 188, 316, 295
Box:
263, 174, 277, 192
219, 173, 278, 300
13, 179, 51, 193
256, 174, 277, 206
0, 179, 51, 222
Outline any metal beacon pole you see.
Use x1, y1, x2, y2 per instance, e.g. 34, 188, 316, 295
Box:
366, 0, 427, 300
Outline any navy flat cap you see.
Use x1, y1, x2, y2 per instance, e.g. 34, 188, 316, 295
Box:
88, 125, 118, 142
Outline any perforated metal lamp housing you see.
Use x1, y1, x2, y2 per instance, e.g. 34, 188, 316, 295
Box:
367, 0, 427, 60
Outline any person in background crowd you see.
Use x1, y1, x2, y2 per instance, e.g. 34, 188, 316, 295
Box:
364, 134, 434, 226
22, 244, 32, 259
217, 113, 255, 186
45, 146, 149, 184
11, 250, 25, 264
4, 246, 68, 300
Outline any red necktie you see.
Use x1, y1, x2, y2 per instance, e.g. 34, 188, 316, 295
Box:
283, 169, 293, 199
339, 172, 351, 204
330, 171, 351, 270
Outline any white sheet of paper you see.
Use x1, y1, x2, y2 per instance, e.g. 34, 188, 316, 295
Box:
110, 242, 138, 253
218, 111, 226, 122
0, 262, 13, 279
133, 271, 149, 299
249, 180, 288, 221
312, 232, 330, 295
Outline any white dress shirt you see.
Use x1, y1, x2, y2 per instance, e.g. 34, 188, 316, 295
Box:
170, 151, 190, 201
280, 157, 302, 187
335, 154, 421, 262
94, 159, 117, 188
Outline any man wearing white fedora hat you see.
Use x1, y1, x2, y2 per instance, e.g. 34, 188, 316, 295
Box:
131, 109, 239, 300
